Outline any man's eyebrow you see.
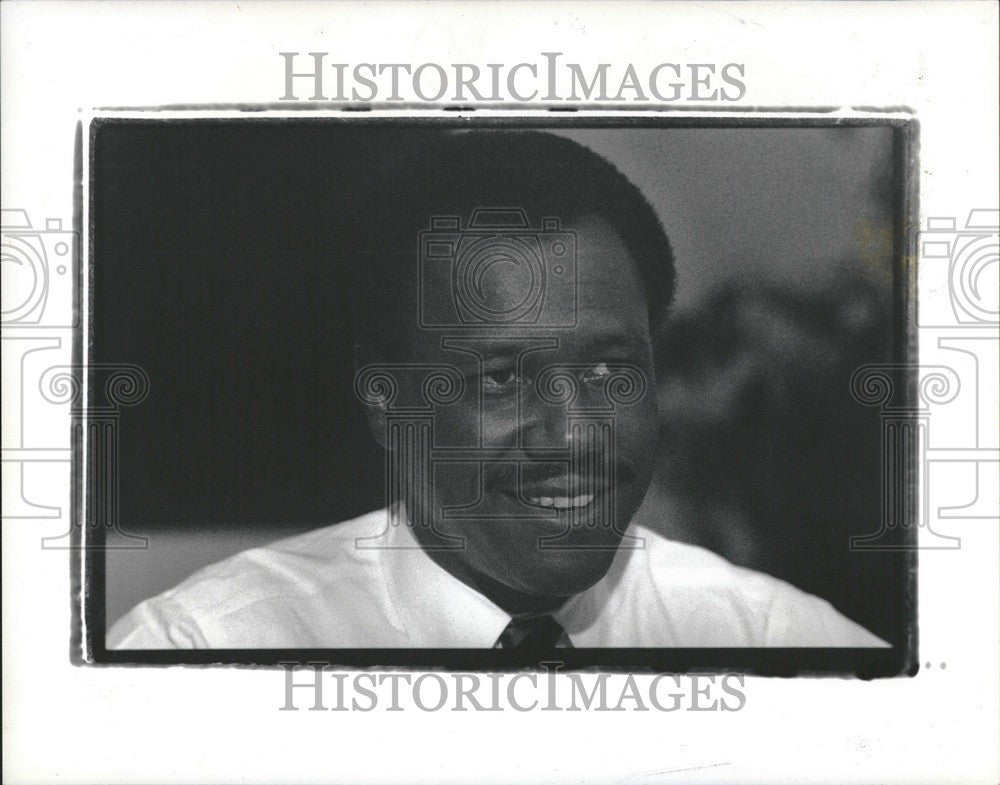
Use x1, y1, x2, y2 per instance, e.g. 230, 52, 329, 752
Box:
580, 331, 650, 357
439, 340, 531, 368
526, 332, 649, 360
439, 333, 648, 365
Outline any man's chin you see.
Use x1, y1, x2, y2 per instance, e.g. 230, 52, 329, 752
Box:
508, 541, 622, 600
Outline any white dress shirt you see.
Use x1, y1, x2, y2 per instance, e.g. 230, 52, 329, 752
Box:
108, 507, 888, 649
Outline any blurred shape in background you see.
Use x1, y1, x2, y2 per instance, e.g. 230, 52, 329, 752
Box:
635, 265, 900, 643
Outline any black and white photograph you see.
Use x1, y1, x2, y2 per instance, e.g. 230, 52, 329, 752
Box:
3, 3, 997, 784
89, 118, 912, 670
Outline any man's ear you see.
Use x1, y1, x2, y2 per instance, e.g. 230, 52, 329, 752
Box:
353, 341, 390, 450
361, 398, 389, 450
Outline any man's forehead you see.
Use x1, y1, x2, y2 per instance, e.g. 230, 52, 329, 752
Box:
539, 213, 647, 333
379, 210, 651, 363
416, 330, 649, 359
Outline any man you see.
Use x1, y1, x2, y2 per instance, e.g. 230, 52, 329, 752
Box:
109, 130, 886, 650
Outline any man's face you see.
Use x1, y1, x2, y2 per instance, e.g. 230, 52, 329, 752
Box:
382, 214, 659, 608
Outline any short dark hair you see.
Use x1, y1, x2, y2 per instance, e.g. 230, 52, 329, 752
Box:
348, 129, 676, 356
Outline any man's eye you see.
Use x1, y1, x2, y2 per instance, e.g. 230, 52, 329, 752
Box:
582, 362, 613, 383
482, 368, 520, 393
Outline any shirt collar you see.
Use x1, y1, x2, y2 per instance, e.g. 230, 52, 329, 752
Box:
380, 506, 512, 647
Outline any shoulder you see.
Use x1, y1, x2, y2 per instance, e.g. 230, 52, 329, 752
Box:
107, 509, 395, 649
621, 524, 888, 647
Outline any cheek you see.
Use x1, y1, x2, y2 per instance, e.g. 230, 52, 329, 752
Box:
431, 463, 481, 505
614, 400, 660, 463
428, 400, 482, 446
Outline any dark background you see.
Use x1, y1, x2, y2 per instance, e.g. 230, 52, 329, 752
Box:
93, 119, 909, 646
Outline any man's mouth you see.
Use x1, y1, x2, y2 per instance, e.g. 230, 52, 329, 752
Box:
487, 462, 628, 515
524, 493, 595, 510
506, 477, 612, 511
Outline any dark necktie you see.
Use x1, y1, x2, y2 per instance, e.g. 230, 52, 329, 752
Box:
495, 614, 573, 650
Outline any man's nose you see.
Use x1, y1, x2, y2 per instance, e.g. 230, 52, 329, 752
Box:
519, 388, 572, 449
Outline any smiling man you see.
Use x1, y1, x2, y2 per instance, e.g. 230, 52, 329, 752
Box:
109, 130, 886, 650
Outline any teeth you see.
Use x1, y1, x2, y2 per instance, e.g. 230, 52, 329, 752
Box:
528, 494, 594, 509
